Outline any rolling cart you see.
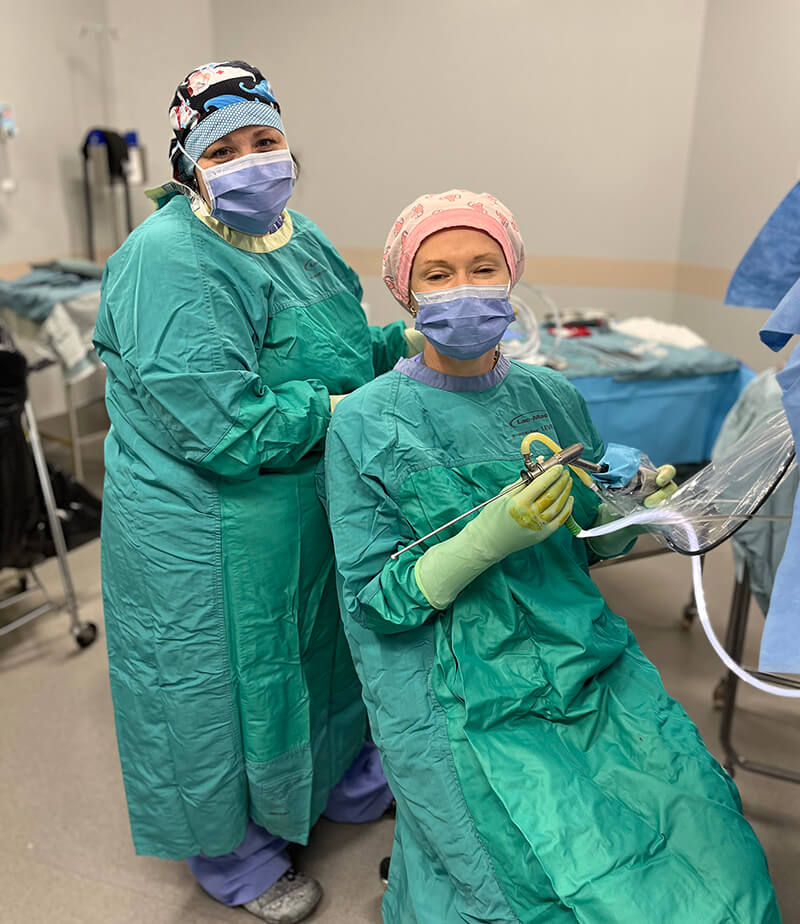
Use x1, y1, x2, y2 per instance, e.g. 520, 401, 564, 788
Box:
0, 324, 97, 649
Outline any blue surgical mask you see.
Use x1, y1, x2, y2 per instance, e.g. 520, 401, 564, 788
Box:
182, 144, 296, 235
413, 284, 515, 360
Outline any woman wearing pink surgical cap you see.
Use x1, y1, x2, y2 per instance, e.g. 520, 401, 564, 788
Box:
382, 189, 525, 306
323, 191, 778, 923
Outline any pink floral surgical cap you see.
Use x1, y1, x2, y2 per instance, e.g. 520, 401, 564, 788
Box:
382, 189, 525, 310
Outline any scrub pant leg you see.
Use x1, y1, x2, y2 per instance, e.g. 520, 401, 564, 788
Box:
188, 741, 393, 906
187, 822, 290, 906
323, 740, 394, 823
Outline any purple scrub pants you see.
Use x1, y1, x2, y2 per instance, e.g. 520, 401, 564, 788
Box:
187, 741, 392, 906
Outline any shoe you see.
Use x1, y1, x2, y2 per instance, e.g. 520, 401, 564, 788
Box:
379, 856, 390, 887
242, 868, 322, 923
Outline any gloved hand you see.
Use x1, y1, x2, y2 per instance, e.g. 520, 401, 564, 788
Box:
330, 394, 347, 413
414, 465, 574, 610
472, 466, 574, 558
404, 328, 426, 357
643, 464, 678, 508
585, 502, 647, 559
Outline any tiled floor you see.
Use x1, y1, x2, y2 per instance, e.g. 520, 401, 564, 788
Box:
2, 512, 799, 922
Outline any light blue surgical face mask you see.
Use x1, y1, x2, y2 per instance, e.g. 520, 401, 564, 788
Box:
412, 284, 515, 360
181, 143, 296, 235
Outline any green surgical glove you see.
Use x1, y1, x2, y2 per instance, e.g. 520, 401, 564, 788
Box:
585, 502, 646, 559
643, 464, 678, 508
588, 463, 677, 557
414, 465, 574, 610
404, 328, 426, 356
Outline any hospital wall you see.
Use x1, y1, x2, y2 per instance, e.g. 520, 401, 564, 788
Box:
3, 0, 797, 377
210, 0, 706, 332
674, 0, 800, 371
0, 0, 108, 269
0, 0, 214, 271
102, 0, 214, 231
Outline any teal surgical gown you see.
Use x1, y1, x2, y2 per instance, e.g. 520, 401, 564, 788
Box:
93, 192, 407, 859
324, 356, 780, 923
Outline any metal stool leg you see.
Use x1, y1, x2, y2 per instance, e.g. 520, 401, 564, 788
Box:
718, 566, 750, 773
64, 380, 84, 482
717, 561, 800, 783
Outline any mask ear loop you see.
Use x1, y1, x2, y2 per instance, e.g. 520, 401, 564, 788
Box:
496, 281, 513, 362
494, 283, 507, 364
171, 139, 208, 205
175, 138, 200, 171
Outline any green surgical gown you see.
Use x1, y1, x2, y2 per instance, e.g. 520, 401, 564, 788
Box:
93, 193, 407, 859
324, 359, 780, 923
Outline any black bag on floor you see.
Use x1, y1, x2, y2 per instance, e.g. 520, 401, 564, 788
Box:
0, 329, 41, 569
0, 324, 101, 569
25, 465, 102, 560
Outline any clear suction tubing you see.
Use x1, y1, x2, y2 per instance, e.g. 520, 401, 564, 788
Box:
581, 409, 798, 697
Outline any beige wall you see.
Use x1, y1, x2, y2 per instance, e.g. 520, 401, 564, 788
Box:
210, 0, 706, 277
679, 0, 800, 268
674, 0, 800, 369
0, 0, 215, 265
4, 0, 800, 374
1, 0, 108, 263
0, 1, 711, 289
103, 0, 214, 228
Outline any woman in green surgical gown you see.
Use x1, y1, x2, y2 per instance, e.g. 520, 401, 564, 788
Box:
92, 62, 417, 921
323, 189, 781, 923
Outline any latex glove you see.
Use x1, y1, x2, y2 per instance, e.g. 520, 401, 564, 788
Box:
330, 394, 347, 413
643, 464, 678, 508
404, 328, 426, 356
585, 502, 646, 559
414, 465, 574, 610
